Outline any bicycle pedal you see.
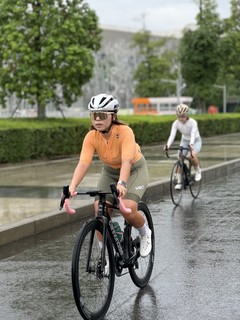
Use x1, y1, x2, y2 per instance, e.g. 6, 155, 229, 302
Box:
132, 236, 140, 248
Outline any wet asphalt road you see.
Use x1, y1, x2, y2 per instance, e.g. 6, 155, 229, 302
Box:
0, 172, 240, 320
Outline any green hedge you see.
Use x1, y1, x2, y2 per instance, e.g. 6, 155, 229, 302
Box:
0, 114, 239, 163
0, 118, 90, 163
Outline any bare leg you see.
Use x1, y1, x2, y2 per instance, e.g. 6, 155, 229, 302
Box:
188, 151, 201, 181
121, 199, 152, 257
95, 198, 145, 229
188, 150, 200, 168
119, 199, 144, 228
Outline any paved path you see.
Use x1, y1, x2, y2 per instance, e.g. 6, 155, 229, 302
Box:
1, 172, 239, 320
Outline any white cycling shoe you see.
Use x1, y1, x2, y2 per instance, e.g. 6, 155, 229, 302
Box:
175, 183, 182, 190
140, 230, 152, 257
195, 169, 202, 182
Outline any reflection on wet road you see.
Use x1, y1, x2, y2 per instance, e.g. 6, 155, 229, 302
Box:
0, 172, 240, 320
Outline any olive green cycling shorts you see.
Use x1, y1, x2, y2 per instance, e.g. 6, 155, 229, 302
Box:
96, 156, 149, 204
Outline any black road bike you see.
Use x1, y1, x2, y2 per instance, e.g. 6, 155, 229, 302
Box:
166, 146, 201, 206
60, 183, 155, 320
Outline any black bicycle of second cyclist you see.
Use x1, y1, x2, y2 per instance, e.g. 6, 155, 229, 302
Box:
166, 146, 201, 206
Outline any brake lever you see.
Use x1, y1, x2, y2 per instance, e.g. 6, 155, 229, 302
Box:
110, 183, 119, 207
59, 185, 70, 210
110, 182, 132, 214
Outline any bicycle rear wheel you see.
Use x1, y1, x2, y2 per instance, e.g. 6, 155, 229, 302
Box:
72, 219, 115, 320
170, 161, 184, 206
189, 164, 201, 199
128, 202, 155, 288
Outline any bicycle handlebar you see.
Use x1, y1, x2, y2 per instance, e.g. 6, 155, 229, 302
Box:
165, 146, 193, 158
59, 183, 132, 215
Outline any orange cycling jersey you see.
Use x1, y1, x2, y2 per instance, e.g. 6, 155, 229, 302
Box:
79, 124, 142, 169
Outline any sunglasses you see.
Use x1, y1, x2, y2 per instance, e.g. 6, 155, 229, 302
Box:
90, 112, 114, 121
178, 114, 187, 118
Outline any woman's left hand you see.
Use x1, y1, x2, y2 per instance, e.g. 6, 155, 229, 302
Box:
117, 184, 127, 197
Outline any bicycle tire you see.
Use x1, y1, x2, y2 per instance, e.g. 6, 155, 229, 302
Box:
72, 219, 115, 320
170, 161, 184, 206
128, 202, 155, 288
189, 164, 201, 199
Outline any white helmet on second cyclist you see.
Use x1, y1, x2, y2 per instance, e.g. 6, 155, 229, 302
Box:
88, 93, 119, 112
176, 104, 189, 115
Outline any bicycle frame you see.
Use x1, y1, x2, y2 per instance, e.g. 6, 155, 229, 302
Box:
167, 146, 192, 184
97, 192, 138, 274
60, 183, 136, 274
95, 193, 125, 274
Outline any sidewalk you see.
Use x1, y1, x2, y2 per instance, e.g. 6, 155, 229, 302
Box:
1, 133, 240, 246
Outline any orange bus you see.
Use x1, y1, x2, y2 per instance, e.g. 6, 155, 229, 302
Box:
132, 96, 193, 115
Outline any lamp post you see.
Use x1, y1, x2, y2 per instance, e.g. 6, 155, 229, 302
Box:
161, 78, 183, 104
214, 84, 227, 113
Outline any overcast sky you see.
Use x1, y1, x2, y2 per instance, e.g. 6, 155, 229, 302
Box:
86, 0, 231, 34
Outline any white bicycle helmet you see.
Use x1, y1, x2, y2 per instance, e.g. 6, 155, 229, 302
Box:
88, 93, 119, 112
176, 104, 189, 115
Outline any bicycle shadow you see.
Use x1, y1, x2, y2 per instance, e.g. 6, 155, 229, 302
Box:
171, 197, 203, 217
131, 284, 161, 319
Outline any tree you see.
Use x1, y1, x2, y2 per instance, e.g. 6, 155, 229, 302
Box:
0, 0, 101, 118
180, 0, 223, 111
132, 30, 178, 97
218, 0, 240, 88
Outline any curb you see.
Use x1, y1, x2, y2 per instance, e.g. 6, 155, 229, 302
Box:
1, 158, 240, 247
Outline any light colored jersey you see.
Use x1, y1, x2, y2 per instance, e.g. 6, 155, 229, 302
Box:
167, 118, 200, 147
79, 124, 142, 169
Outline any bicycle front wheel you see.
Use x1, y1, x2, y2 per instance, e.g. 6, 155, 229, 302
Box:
72, 219, 115, 320
170, 161, 184, 206
128, 202, 155, 288
189, 165, 201, 199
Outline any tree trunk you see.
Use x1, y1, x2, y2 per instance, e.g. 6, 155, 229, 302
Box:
37, 102, 46, 119
197, 96, 203, 114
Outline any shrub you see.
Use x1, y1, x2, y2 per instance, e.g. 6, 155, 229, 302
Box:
0, 114, 239, 163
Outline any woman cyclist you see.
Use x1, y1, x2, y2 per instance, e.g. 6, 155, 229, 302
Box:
164, 104, 202, 189
69, 93, 152, 258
